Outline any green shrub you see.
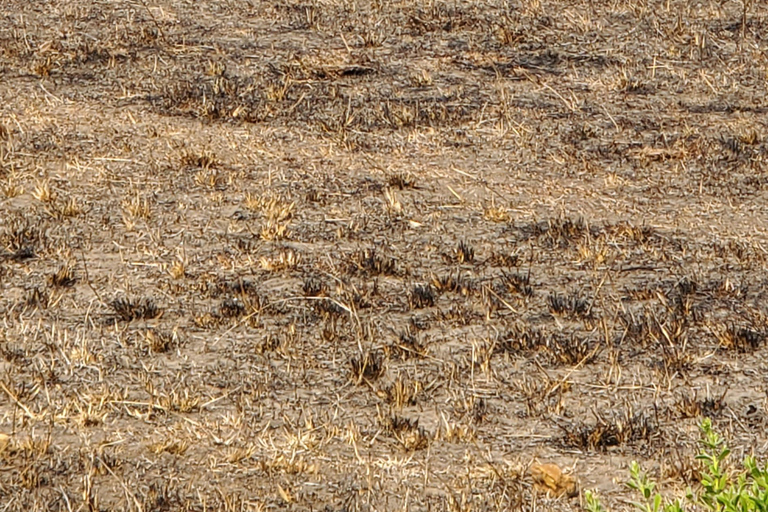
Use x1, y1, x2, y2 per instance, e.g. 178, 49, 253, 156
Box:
585, 418, 768, 512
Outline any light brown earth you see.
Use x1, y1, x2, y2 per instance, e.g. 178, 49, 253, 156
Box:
1, 1, 768, 510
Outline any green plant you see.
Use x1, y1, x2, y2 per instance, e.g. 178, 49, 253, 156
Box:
584, 418, 768, 512
584, 490, 607, 512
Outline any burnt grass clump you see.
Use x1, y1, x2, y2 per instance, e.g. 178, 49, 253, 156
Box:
497, 325, 599, 366
547, 291, 591, 319
386, 414, 430, 451
387, 171, 418, 190
674, 389, 728, 419
0, 218, 46, 260
618, 308, 689, 350
386, 329, 429, 360
500, 271, 534, 298
111, 297, 162, 321
302, 276, 326, 297
431, 272, 476, 296
718, 324, 766, 352
351, 247, 398, 276
409, 284, 437, 309
557, 408, 658, 451
24, 287, 49, 309
487, 250, 520, 267
453, 240, 475, 264
350, 350, 385, 383
48, 263, 76, 288
519, 216, 589, 248
496, 323, 547, 354
217, 298, 245, 318
210, 278, 261, 298
546, 333, 600, 366
315, 297, 349, 318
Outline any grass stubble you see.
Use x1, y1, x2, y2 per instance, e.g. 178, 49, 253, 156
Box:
1, 0, 768, 510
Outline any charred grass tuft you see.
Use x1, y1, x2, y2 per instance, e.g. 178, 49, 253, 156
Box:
557, 406, 658, 451
350, 247, 398, 276
409, 284, 437, 309
547, 291, 592, 320
350, 350, 385, 383
111, 297, 163, 322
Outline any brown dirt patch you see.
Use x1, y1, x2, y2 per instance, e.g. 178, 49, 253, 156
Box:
2, 1, 768, 510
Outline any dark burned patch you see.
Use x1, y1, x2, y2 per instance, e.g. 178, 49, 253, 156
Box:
24, 287, 49, 309
496, 324, 599, 366
217, 298, 245, 318
349, 282, 376, 310
439, 303, 484, 326
512, 375, 569, 418
712, 239, 766, 266
48, 263, 76, 288
431, 273, 476, 296
207, 278, 261, 299
600, 222, 656, 245
111, 297, 162, 322
556, 407, 658, 451
0, 217, 46, 261
180, 149, 218, 170
547, 291, 591, 320
405, 3, 487, 34
302, 277, 327, 297
718, 135, 744, 156
499, 271, 533, 298
620, 77, 655, 95
138, 329, 180, 355
716, 324, 766, 353
380, 377, 423, 408
672, 276, 698, 298
155, 66, 485, 135
350, 247, 398, 276
453, 240, 474, 264
1, 246, 36, 262
386, 171, 419, 190
546, 333, 601, 366
662, 277, 700, 321
156, 73, 265, 123
350, 351, 385, 383
409, 284, 437, 309
385, 415, 430, 451
481, 279, 524, 313
487, 250, 520, 267
1, 344, 26, 365
305, 188, 323, 203
618, 308, 688, 350
515, 215, 589, 248
468, 397, 489, 425
673, 389, 728, 419
315, 297, 349, 319
496, 323, 547, 354
385, 329, 429, 360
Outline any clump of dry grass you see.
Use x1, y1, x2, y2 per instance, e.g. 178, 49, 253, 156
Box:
246, 192, 295, 240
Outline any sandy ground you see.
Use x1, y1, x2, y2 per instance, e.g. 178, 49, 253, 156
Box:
2, 1, 768, 510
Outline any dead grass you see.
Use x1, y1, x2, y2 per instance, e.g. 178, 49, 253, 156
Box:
1, 0, 768, 510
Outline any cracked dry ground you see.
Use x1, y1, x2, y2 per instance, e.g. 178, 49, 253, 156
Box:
1, 0, 768, 511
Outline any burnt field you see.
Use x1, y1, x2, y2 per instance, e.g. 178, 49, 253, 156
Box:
1, 1, 768, 510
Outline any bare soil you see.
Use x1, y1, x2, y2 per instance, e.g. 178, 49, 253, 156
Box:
2, 1, 768, 511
